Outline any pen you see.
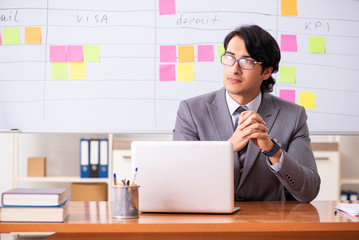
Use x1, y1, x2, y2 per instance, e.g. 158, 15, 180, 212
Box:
113, 173, 117, 186
132, 167, 138, 185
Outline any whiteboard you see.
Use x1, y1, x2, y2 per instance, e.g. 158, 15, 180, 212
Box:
0, 0, 358, 133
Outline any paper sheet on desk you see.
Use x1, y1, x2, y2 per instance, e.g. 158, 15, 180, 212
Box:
336, 203, 359, 217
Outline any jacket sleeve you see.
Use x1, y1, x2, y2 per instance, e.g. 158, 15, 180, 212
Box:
173, 100, 200, 141
273, 106, 321, 202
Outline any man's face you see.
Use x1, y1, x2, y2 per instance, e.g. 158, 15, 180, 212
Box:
222, 36, 271, 104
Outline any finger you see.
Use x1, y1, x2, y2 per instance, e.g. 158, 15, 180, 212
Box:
240, 123, 268, 138
239, 116, 267, 131
239, 111, 266, 126
243, 132, 269, 141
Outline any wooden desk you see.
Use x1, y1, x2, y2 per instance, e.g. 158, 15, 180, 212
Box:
1, 201, 358, 240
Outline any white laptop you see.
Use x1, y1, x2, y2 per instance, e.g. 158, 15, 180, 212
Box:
131, 141, 239, 214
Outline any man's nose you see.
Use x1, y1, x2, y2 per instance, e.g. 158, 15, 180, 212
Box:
231, 61, 242, 74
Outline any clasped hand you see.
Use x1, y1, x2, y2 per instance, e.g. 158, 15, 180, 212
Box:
228, 110, 273, 152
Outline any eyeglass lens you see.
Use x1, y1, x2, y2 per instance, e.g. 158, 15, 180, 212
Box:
221, 55, 255, 70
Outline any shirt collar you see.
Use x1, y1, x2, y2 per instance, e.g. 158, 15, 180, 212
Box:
226, 91, 262, 115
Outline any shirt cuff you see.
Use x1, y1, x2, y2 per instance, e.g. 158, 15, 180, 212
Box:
267, 151, 284, 172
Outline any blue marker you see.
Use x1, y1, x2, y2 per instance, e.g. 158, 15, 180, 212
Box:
132, 167, 138, 185
113, 173, 117, 185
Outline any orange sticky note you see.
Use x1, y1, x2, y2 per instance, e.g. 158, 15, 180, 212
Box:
25, 27, 42, 44
281, 0, 297, 16
178, 45, 195, 63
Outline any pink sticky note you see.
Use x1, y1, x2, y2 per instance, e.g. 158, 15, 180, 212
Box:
198, 45, 214, 62
279, 89, 296, 103
0, 31, 2, 45
159, 0, 176, 15
50, 46, 67, 62
281, 34, 297, 52
159, 64, 176, 81
67, 45, 83, 62
160, 45, 176, 62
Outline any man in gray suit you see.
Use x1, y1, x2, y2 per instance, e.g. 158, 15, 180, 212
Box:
173, 25, 320, 202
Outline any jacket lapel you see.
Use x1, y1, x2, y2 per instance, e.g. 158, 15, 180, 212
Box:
238, 93, 280, 189
206, 88, 234, 141
207, 88, 242, 188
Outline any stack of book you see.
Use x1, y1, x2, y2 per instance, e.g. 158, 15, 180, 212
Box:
0, 188, 69, 222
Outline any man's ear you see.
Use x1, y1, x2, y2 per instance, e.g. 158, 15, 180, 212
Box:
262, 67, 273, 80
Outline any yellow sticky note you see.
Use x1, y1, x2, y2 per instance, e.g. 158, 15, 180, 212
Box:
3, 27, 20, 45
281, 0, 297, 16
279, 66, 296, 84
84, 45, 100, 62
178, 64, 194, 81
309, 36, 325, 54
217, 45, 225, 62
178, 45, 195, 63
51, 63, 68, 79
69, 62, 86, 79
25, 27, 42, 44
299, 92, 315, 109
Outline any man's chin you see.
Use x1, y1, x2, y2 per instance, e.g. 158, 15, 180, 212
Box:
224, 85, 243, 96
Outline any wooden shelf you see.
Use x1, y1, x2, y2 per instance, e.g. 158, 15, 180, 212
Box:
340, 178, 359, 185
16, 176, 110, 183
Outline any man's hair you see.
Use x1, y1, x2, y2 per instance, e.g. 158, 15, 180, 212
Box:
223, 25, 281, 93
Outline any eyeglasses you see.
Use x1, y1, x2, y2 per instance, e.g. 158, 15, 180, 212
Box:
220, 55, 262, 70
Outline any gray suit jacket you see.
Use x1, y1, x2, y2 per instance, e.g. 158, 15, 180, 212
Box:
173, 88, 320, 202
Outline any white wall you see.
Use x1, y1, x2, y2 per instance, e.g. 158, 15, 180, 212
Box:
339, 136, 359, 194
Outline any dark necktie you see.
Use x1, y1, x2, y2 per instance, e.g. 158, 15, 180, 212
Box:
233, 106, 248, 187
233, 106, 247, 130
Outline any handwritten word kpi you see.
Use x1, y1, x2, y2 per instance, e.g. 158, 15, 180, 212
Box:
177, 14, 219, 26
76, 13, 108, 24
305, 21, 330, 32
0, 10, 19, 22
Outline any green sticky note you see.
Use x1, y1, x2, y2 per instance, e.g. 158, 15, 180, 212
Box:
217, 45, 225, 62
3, 27, 20, 45
309, 36, 325, 54
84, 45, 100, 62
178, 64, 194, 81
279, 66, 296, 84
51, 63, 68, 79
299, 92, 315, 109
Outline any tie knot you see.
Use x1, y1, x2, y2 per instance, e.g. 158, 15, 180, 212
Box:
236, 106, 247, 114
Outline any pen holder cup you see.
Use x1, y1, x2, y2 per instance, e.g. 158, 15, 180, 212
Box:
112, 185, 140, 219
